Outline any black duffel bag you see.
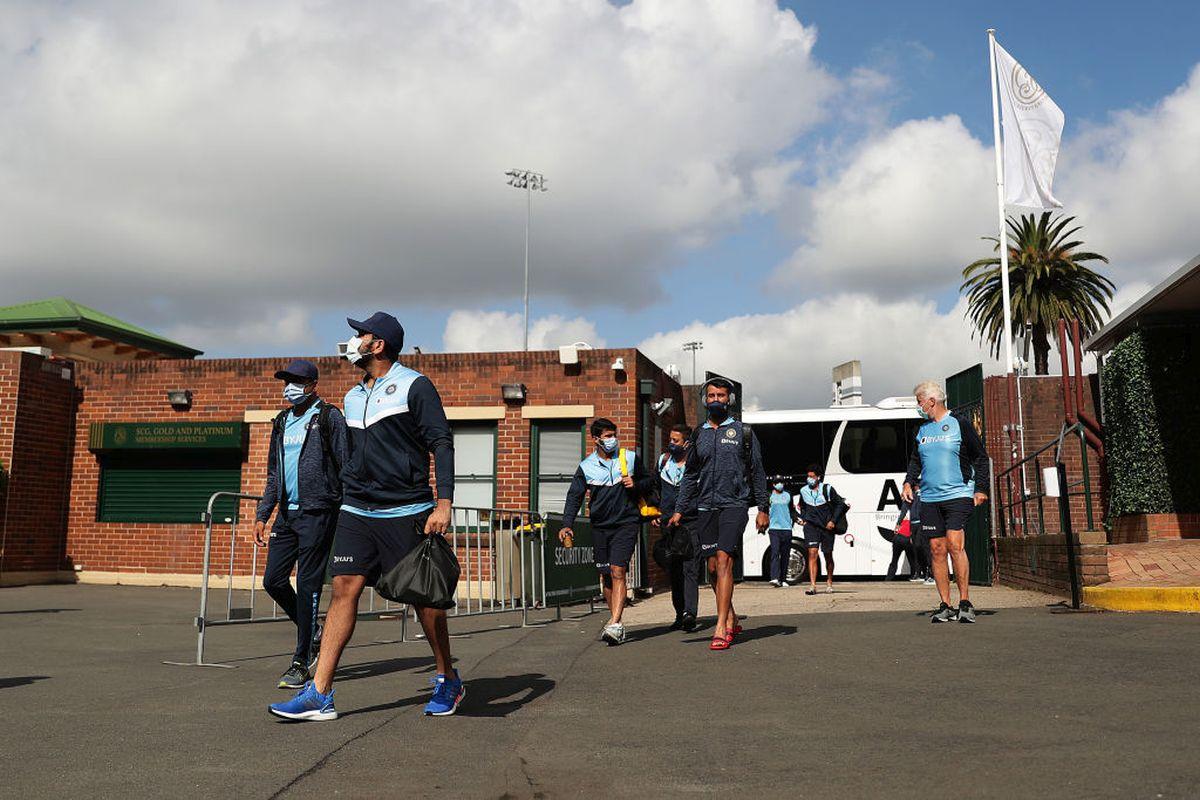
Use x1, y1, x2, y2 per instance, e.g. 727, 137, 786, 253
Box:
375, 535, 461, 610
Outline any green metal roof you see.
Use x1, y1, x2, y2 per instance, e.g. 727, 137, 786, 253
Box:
0, 297, 202, 358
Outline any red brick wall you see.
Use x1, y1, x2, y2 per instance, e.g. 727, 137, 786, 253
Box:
64, 349, 681, 592
985, 375, 1106, 538
0, 352, 77, 576
995, 531, 1109, 596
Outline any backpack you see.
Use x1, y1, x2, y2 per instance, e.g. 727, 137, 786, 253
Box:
274, 401, 343, 487
823, 483, 850, 534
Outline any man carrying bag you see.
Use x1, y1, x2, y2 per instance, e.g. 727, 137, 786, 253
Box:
269, 312, 462, 722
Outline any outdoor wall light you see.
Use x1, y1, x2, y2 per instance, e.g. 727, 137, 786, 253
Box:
611, 357, 626, 372
501, 383, 527, 402
167, 389, 193, 409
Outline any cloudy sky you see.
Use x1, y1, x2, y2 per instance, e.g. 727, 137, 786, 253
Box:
3, 1, 1198, 407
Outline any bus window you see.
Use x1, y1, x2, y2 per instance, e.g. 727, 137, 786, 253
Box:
838, 419, 909, 474
755, 422, 837, 478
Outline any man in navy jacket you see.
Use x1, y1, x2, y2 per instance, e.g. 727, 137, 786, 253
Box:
559, 417, 656, 646
270, 312, 460, 722
254, 358, 348, 690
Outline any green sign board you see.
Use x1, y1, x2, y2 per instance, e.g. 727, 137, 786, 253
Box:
541, 515, 600, 606
89, 421, 245, 452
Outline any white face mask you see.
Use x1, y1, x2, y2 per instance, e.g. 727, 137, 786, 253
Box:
599, 436, 618, 454
774, 483, 784, 491
283, 383, 308, 405
343, 336, 364, 364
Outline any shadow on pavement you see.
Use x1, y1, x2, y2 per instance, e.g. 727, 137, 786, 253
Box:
0, 676, 50, 690
680, 624, 797, 645
0, 608, 80, 616
340, 673, 555, 719
334, 656, 434, 683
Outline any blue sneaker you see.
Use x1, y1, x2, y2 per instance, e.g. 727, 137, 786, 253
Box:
268, 681, 337, 721
424, 671, 465, 716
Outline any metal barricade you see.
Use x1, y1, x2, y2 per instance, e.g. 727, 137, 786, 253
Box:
165, 495, 555, 668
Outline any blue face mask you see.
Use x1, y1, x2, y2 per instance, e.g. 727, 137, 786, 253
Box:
599, 436, 618, 454
705, 401, 729, 417
806, 477, 818, 487
918, 408, 931, 421
283, 383, 308, 405
773, 483, 784, 491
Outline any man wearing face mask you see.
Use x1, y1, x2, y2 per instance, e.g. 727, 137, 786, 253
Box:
669, 378, 769, 651
559, 418, 655, 645
657, 423, 700, 631
767, 480, 797, 587
270, 312, 458, 721
254, 359, 348, 690
798, 464, 848, 596
903, 380, 989, 623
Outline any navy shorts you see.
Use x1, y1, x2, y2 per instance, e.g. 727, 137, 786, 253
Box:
696, 507, 747, 556
803, 522, 835, 553
329, 509, 432, 583
593, 523, 639, 573
920, 498, 974, 539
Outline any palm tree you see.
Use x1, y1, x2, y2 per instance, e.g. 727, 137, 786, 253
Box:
962, 212, 1114, 375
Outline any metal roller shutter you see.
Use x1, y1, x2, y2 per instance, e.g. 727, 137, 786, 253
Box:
97, 453, 243, 523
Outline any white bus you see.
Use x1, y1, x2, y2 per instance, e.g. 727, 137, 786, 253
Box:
740, 397, 922, 580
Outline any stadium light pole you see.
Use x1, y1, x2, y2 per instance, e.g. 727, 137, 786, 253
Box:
682, 341, 703, 385
505, 169, 548, 351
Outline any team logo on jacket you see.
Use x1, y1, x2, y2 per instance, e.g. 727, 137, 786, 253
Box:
942, 424, 950, 432
724, 429, 737, 439
386, 384, 397, 394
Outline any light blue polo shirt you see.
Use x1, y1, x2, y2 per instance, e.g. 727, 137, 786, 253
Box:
282, 403, 320, 511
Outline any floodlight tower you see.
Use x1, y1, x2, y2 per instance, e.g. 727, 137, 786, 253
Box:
505, 169, 548, 351
682, 341, 704, 385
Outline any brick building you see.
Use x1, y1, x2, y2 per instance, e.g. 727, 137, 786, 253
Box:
0, 347, 687, 590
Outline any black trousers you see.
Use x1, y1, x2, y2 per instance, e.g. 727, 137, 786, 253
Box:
768, 529, 792, 582
667, 524, 701, 618
887, 536, 916, 578
263, 508, 338, 665
911, 528, 932, 577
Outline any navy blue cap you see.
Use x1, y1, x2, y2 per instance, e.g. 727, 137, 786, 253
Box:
274, 358, 319, 383
347, 311, 405, 353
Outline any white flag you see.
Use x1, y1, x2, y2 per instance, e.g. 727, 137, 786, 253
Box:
994, 41, 1064, 209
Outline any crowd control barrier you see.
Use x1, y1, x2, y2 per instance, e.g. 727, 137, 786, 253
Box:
166, 493, 588, 668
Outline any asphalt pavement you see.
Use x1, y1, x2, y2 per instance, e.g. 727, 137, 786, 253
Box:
2, 583, 1198, 799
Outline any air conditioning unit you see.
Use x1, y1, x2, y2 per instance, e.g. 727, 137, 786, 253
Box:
558, 341, 593, 365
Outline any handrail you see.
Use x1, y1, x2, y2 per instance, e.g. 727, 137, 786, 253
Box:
995, 422, 1096, 537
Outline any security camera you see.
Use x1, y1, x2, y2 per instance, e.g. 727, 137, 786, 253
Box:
611, 357, 626, 372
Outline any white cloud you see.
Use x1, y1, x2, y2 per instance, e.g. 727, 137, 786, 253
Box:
639, 294, 1001, 409
775, 115, 994, 296
442, 309, 606, 352
775, 65, 1200, 303
1060, 64, 1200, 283
0, 0, 834, 333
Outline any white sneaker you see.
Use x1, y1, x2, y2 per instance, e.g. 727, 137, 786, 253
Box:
780, 580, 790, 587
826, 585, 834, 594
768, 579, 781, 587
924, 577, 936, 586
908, 575, 923, 583
601, 623, 626, 645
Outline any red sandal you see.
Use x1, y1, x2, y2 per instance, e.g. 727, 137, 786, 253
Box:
710, 636, 730, 651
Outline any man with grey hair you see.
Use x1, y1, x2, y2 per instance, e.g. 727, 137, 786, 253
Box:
902, 380, 989, 623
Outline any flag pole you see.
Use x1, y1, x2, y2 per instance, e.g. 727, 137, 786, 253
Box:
987, 28, 1015, 378
988, 28, 1019, 472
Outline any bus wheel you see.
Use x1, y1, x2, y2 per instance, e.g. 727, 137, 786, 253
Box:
786, 543, 809, 583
